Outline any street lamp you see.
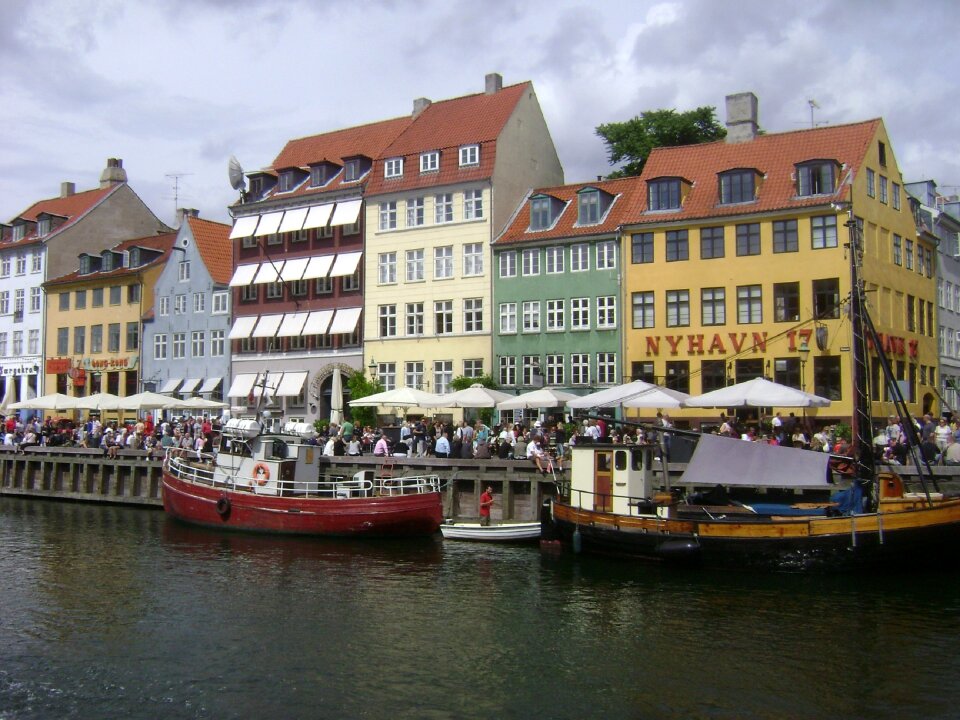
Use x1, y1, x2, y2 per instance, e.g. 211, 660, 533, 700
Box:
798, 340, 810, 391
367, 358, 377, 381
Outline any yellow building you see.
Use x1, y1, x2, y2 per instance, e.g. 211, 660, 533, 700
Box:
43, 232, 175, 405
362, 74, 563, 395
622, 93, 935, 428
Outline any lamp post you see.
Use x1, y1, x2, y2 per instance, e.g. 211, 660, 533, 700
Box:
798, 340, 810, 391
367, 358, 377, 381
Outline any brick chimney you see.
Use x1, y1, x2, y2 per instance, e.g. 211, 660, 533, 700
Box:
412, 97, 432, 118
60, 181, 75, 197
725, 92, 759, 144
99, 157, 127, 188
179, 208, 199, 221
485, 72, 503, 95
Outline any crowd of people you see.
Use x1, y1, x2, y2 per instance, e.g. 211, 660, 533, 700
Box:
316, 417, 568, 473
1, 412, 219, 460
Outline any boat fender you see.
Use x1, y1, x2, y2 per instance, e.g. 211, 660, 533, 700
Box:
216, 495, 231, 518
252, 463, 270, 485
572, 527, 582, 554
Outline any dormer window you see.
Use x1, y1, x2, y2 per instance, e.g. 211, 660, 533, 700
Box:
647, 178, 683, 211
79, 255, 91, 275
12, 224, 25, 241
101, 252, 113, 272
578, 190, 600, 225
310, 163, 337, 188
277, 168, 306, 193
384, 157, 404, 178
719, 169, 756, 205
344, 159, 361, 182
37, 217, 50, 237
420, 151, 439, 173
459, 144, 479, 167
795, 160, 838, 196
250, 176, 264, 197
529, 194, 563, 231
128, 248, 140, 267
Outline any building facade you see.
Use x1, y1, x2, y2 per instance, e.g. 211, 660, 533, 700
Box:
493, 178, 642, 408
0, 158, 167, 414
226, 115, 411, 422
362, 73, 563, 394
622, 93, 937, 427
141, 211, 233, 401
43, 232, 176, 402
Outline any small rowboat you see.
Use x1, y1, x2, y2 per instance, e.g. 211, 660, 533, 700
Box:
440, 521, 541, 543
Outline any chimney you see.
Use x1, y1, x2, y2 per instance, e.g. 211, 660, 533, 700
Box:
60, 181, 75, 198
725, 92, 759, 144
485, 72, 503, 95
412, 97, 432, 118
99, 157, 127, 188
179, 208, 200, 221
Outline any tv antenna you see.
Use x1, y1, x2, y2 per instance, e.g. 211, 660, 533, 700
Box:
165, 172, 194, 220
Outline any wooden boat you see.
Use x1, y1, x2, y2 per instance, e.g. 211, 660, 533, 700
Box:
440, 520, 541, 542
544, 206, 960, 572
162, 414, 442, 537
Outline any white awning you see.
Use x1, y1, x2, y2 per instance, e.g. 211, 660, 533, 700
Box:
253, 372, 283, 398
252, 314, 283, 338
330, 198, 362, 226
227, 373, 258, 398
278, 207, 309, 233
280, 257, 310, 282
180, 378, 202, 394
229, 215, 260, 240
277, 312, 310, 337
159, 378, 182, 393
302, 309, 333, 335
328, 306, 362, 334
254, 211, 284, 236
229, 263, 259, 287
199, 377, 222, 394
329, 251, 362, 277
253, 262, 283, 284
229, 315, 258, 340
302, 204, 334, 230
302, 255, 334, 280
275, 371, 308, 397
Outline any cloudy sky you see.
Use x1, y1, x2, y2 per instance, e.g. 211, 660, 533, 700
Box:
1, 0, 958, 228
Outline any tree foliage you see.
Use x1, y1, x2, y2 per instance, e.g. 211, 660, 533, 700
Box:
450, 373, 499, 391
595, 106, 727, 178
345, 371, 383, 428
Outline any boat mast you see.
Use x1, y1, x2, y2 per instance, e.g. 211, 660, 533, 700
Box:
846, 209, 875, 483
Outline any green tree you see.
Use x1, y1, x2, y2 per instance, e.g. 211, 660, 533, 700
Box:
595, 106, 727, 178
345, 372, 383, 429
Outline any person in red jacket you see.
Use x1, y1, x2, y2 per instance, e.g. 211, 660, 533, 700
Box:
479, 486, 494, 526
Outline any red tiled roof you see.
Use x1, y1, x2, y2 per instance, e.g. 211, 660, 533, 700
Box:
186, 217, 232, 285
366, 83, 530, 196
270, 116, 412, 175
2, 185, 119, 248
45, 231, 177, 286
496, 177, 645, 245
631, 119, 881, 224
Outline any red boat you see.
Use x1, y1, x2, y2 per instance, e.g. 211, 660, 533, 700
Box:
162, 416, 442, 537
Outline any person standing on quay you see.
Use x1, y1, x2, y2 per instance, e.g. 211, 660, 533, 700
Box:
479, 485, 494, 526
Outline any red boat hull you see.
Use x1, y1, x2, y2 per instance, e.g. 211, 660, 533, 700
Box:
162, 472, 443, 537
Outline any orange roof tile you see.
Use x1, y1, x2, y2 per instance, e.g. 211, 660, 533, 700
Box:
631, 119, 881, 224
45, 232, 177, 286
270, 116, 412, 175
186, 217, 232, 285
2, 185, 119, 248
496, 177, 645, 245
366, 83, 529, 196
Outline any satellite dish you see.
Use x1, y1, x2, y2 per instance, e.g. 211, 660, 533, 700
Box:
228, 156, 247, 192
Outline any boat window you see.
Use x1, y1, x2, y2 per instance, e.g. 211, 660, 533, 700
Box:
614, 450, 627, 471
270, 440, 289, 460
632, 449, 644, 471
596, 452, 611, 473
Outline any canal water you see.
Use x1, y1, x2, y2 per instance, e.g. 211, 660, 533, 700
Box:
2, 497, 960, 720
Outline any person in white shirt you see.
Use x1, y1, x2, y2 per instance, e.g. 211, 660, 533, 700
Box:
527, 437, 548, 473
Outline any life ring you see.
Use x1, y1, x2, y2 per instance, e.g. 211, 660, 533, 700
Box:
252, 462, 270, 485
216, 495, 231, 518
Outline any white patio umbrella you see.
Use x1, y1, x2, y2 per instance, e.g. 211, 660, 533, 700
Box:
329, 367, 344, 426
621, 386, 690, 409
497, 387, 579, 411
117, 391, 181, 411
73, 392, 123, 411
566, 381, 665, 409
9, 392, 79, 411
423, 384, 513, 409
682, 377, 832, 408
0, 378, 16, 414
166, 397, 229, 411
349, 386, 442, 408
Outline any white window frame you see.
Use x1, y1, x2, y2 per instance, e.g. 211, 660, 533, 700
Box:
384, 157, 403, 178
154, 334, 167, 360
212, 291, 229, 314
571, 297, 590, 330
499, 302, 517, 334
570, 243, 589, 272
178, 260, 191, 282
571, 353, 590, 385
434, 246, 454, 279
596, 240, 616, 269
597, 296, 617, 328
464, 298, 483, 333
499, 251, 516, 278
159, 296, 169, 316
406, 249, 424, 282
379, 201, 397, 231
545, 246, 565, 274
435, 193, 453, 224
459, 144, 479, 167
521, 248, 540, 276
434, 300, 453, 334
464, 189, 484, 219
406, 197, 425, 227
420, 151, 439, 173
546, 299, 565, 331
193, 292, 205, 313
210, 329, 225, 357
191, 330, 205, 358
463, 243, 483, 276
379, 252, 397, 284
522, 300, 541, 333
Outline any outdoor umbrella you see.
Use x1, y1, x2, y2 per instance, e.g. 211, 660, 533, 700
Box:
73, 392, 123, 411
0, 379, 16, 414
348, 386, 441, 408
9, 392, 79, 411
329, 367, 344, 425
620, 386, 690, 409
496, 387, 579, 411
423, 384, 513, 409
118, 391, 181, 411
682, 377, 832, 408
566, 381, 666, 409
168, 397, 229, 411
